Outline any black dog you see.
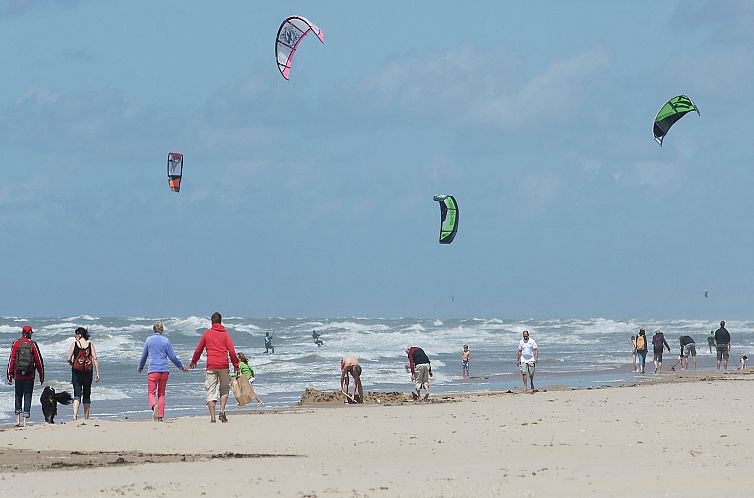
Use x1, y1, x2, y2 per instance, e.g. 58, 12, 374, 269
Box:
40, 386, 73, 423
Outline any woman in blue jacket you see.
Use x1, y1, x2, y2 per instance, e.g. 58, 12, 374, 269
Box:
138, 321, 187, 421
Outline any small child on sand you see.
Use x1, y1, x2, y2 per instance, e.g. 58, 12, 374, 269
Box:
237, 353, 263, 405
741, 355, 748, 370
461, 345, 471, 379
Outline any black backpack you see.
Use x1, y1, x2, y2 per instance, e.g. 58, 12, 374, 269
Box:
15, 340, 34, 374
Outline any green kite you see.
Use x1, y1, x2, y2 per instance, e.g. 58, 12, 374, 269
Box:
653, 95, 700, 146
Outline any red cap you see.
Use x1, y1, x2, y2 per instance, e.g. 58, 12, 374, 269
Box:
22, 325, 32, 333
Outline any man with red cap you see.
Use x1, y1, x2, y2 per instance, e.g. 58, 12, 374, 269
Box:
6, 325, 45, 427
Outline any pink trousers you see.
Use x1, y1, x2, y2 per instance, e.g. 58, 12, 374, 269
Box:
147, 372, 169, 418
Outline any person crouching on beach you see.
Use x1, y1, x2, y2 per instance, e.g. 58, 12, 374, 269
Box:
635, 328, 648, 374
237, 352, 263, 405
405, 346, 432, 401
340, 356, 363, 403
138, 321, 188, 421
679, 335, 696, 370
7, 325, 45, 427
517, 330, 538, 393
189, 312, 240, 423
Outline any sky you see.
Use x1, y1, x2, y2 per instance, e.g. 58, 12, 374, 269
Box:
1, 0, 754, 319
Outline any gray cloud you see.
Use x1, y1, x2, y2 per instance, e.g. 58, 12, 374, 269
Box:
0, 0, 81, 19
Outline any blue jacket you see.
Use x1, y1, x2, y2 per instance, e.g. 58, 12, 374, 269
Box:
138, 333, 184, 373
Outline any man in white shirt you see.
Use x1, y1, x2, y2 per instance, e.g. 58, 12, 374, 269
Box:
516, 330, 538, 393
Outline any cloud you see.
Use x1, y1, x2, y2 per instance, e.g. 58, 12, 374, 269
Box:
467, 48, 611, 128
0, 84, 191, 158
633, 161, 685, 197
353, 45, 611, 131
0, 0, 81, 19
671, 0, 754, 43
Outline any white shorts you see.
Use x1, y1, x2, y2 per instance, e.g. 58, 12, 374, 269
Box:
414, 363, 430, 389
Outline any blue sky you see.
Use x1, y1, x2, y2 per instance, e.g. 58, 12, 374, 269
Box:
1, 1, 753, 319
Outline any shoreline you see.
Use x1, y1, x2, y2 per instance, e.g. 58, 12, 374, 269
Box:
2, 370, 754, 497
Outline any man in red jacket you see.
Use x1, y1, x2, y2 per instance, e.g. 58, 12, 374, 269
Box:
190, 312, 240, 423
6, 325, 45, 427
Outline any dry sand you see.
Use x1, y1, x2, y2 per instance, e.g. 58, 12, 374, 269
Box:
2, 371, 754, 497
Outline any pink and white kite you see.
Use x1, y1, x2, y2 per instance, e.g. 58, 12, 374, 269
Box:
275, 16, 324, 80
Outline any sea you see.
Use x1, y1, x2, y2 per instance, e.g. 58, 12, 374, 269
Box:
1, 316, 751, 425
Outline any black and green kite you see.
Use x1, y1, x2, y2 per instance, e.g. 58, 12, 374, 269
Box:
433, 194, 458, 244
653, 95, 700, 146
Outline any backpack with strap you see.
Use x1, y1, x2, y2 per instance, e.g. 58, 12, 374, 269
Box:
15, 340, 34, 374
636, 335, 646, 351
72, 341, 93, 373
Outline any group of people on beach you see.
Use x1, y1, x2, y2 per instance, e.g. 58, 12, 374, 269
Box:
630, 320, 742, 374
6, 325, 100, 427
6, 312, 264, 426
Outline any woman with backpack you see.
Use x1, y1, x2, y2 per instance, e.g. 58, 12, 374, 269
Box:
66, 327, 100, 421
6, 325, 45, 427
635, 327, 648, 374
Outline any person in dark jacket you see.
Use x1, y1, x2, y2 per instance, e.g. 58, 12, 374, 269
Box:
405, 346, 432, 401
714, 320, 731, 372
652, 329, 671, 373
6, 325, 45, 427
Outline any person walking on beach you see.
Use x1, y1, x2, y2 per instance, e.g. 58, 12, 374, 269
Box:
635, 328, 648, 374
138, 321, 188, 422
630, 335, 637, 372
714, 320, 731, 372
6, 325, 45, 427
405, 346, 432, 401
236, 352, 263, 405
707, 330, 716, 354
189, 312, 240, 423
461, 344, 471, 379
679, 335, 696, 370
516, 330, 538, 392
264, 331, 274, 354
66, 327, 100, 421
340, 355, 363, 403
652, 329, 670, 373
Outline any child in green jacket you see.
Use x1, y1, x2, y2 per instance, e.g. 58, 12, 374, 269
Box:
237, 353, 263, 405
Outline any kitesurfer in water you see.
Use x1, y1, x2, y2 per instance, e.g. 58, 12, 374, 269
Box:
264, 332, 274, 354
312, 330, 323, 347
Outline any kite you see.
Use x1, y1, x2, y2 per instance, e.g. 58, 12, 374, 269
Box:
653, 95, 700, 146
704, 290, 708, 299
167, 152, 183, 193
275, 16, 324, 80
433, 195, 459, 244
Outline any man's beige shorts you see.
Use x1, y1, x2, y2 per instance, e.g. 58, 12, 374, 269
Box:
414, 363, 430, 390
204, 369, 231, 403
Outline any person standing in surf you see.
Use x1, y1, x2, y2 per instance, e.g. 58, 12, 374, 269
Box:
635, 328, 648, 374
461, 344, 471, 379
652, 329, 670, 373
516, 330, 538, 392
714, 321, 731, 372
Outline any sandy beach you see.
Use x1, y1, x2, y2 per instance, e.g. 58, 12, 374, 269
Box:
2, 371, 753, 497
